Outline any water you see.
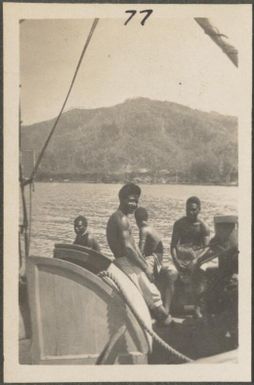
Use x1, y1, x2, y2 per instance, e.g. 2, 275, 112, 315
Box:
26, 183, 238, 260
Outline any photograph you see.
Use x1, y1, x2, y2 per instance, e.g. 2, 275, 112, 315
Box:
3, 2, 252, 382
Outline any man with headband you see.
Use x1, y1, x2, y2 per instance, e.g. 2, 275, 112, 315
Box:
106, 183, 172, 325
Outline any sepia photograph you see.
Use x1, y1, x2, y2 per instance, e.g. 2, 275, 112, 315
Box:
3, 2, 252, 382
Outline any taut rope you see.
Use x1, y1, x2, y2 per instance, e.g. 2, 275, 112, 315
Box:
98, 270, 193, 364
27, 18, 99, 184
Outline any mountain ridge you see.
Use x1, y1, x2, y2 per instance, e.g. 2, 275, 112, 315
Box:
21, 97, 238, 184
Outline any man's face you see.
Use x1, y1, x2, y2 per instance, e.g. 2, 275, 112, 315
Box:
122, 194, 139, 214
186, 203, 200, 221
74, 220, 86, 235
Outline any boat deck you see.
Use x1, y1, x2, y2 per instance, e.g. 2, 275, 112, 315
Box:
150, 316, 237, 364
20, 315, 237, 365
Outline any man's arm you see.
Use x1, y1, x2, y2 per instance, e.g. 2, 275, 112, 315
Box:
85, 232, 101, 252
191, 223, 211, 269
139, 227, 148, 256
138, 228, 155, 280
202, 222, 210, 246
170, 222, 187, 272
119, 216, 148, 272
91, 237, 101, 253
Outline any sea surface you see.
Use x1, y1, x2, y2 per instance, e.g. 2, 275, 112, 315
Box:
25, 183, 238, 261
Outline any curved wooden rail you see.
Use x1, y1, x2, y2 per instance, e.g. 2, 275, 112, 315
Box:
54, 243, 113, 274
26, 256, 150, 364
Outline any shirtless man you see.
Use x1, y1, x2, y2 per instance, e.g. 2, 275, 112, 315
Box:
74, 215, 101, 252
106, 183, 171, 324
170, 196, 210, 317
135, 207, 178, 314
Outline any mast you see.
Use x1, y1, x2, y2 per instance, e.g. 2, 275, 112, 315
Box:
19, 18, 99, 273
28, 18, 99, 184
194, 18, 238, 67
19, 83, 30, 280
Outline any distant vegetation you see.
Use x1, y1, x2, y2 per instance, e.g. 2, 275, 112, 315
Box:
21, 97, 238, 185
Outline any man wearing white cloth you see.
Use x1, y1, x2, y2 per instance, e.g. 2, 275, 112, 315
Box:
106, 183, 172, 325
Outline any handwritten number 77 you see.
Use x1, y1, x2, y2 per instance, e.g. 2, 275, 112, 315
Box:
124, 10, 153, 26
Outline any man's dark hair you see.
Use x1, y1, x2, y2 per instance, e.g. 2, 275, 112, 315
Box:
74, 215, 88, 227
118, 183, 141, 201
186, 196, 201, 209
135, 207, 148, 222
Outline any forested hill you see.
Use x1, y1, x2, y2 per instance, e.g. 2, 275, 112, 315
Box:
21, 97, 238, 184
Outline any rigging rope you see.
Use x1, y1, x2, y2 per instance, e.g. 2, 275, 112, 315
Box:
98, 270, 193, 364
28, 182, 33, 251
19, 163, 30, 278
27, 18, 99, 184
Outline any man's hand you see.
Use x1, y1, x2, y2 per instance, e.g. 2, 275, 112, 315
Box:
188, 258, 200, 273
173, 256, 189, 273
145, 266, 155, 282
19, 265, 27, 285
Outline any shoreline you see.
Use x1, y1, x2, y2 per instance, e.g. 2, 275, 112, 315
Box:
33, 180, 238, 187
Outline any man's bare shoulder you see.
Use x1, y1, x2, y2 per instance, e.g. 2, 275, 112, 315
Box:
173, 216, 187, 228
198, 218, 208, 225
108, 210, 129, 228
87, 232, 96, 242
140, 225, 149, 235
198, 218, 210, 234
141, 225, 155, 237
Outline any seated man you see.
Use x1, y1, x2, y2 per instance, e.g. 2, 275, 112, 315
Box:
134, 207, 178, 315
106, 183, 172, 325
73, 215, 101, 252
199, 216, 238, 337
170, 196, 210, 318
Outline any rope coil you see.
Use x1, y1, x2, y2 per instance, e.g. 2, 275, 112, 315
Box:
98, 270, 193, 364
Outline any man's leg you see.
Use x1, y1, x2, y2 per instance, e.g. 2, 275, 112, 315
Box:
191, 267, 207, 318
137, 269, 172, 325
146, 256, 177, 315
115, 257, 172, 324
160, 267, 178, 314
145, 255, 156, 280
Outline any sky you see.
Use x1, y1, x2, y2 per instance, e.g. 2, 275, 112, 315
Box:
20, 15, 240, 125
